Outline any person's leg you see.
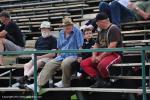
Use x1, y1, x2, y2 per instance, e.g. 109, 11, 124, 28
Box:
0, 38, 23, 65
121, 7, 136, 23
97, 53, 121, 79
90, 53, 121, 88
38, 59, 61, 87
2, 39, 24, 65
99, 1, 111, 21
24, 60, 33, 76
61, 57, 77, 87
109, 1, 122, 27
0, 38, 4, 65
18, 59, 46, 84
80, 57, 98, 78
17, 60, 33, 84
110, 1, 136, 27
25, 60, 45, 77
24, 58, 50, 77
3, 39, 23, 51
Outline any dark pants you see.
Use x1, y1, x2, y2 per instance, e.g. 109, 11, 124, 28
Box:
99, 1, 136, 27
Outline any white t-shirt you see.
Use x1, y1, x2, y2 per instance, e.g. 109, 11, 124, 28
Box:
116, 0, 130, 8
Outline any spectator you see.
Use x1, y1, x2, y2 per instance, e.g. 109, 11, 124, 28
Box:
0, 11, 25, 65
81, 0, 150, 31
79, 25, 95, 60
17, 21, 57, 85
80, 13, 122, 88
55, 25, 95, 87
26, 17, 84, 91
99, 0, 150, 27
134, 0, 150, 21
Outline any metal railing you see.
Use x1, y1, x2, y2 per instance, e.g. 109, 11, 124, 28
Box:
0, 47, 150, 100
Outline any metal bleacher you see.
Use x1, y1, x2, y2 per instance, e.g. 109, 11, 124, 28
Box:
0, 0, 150, 100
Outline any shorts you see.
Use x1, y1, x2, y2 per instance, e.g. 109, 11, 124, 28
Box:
4, 39, 24, 51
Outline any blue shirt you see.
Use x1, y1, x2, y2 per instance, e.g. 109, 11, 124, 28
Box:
55, 26, 84, 61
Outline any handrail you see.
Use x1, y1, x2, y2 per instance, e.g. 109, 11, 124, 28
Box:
0, 47, 149, 55
0, 47, 149, 100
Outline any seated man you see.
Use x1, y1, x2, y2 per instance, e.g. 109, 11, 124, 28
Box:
55, 25, 95, 87
17, 21, 57, 85
0, 11, 25, 65
26, 17, 83, 91
99, 0, 150, 27
80, 13, 122, 88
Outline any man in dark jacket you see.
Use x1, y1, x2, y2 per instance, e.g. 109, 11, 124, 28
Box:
0, 11, 25, 65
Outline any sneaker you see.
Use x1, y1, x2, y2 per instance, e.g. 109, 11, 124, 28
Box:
26, 84, 40, 93
77, 72, 82, 77
54, 81, 64, 88
12, 82, 27, 89
17, 76, 29, 84
12, 82, 20, 88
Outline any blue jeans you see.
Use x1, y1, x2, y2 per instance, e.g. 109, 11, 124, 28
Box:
99, 1, 136, 27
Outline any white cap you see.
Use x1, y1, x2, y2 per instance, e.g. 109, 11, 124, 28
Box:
80, 24, 94, 31
86, 25, 94, 29
40, 21, 51, 29
80, 25, 87, 30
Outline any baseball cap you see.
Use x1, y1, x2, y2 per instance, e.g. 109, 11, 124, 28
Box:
95, 12, 108, 21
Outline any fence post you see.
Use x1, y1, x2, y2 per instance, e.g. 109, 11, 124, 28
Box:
9, 69, 12, 87
34, 54, 38, 100
141, 49, 147, 100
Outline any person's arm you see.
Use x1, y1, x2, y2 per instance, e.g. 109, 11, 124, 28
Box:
76, 29, 84, 48
57, 31, 62, 49
96, 42, 117, 61
92, 43, 100, 57
92, 31, 100, 57
128, 2, 150, 20
0, 30, 7, 37
37, 50, 56, 59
